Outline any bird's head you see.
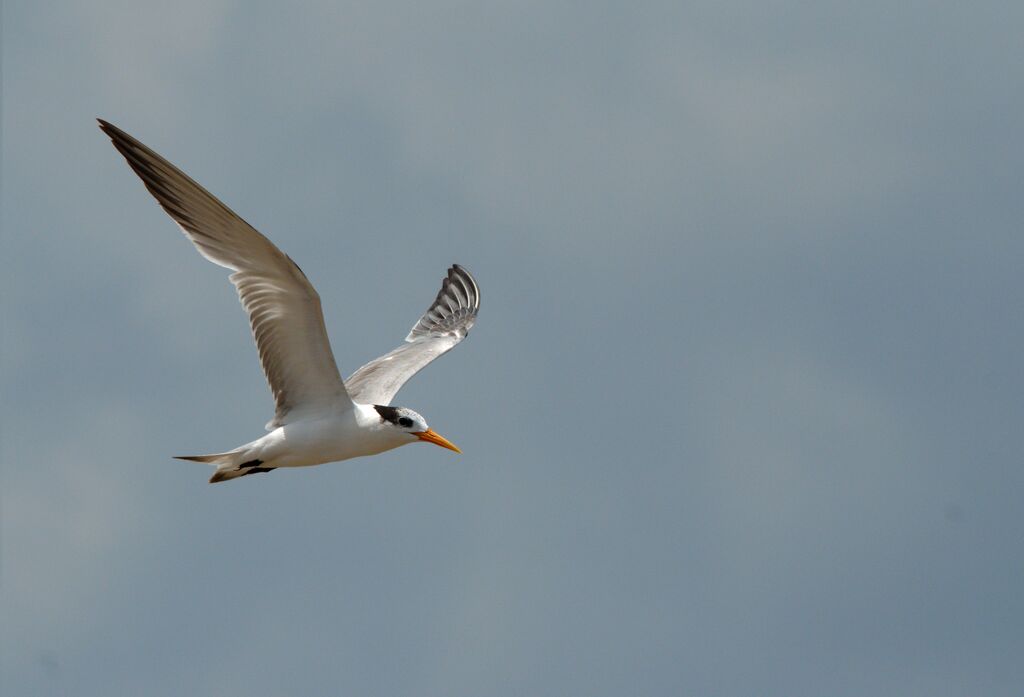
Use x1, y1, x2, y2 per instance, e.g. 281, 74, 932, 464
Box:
373, 404, 461, 453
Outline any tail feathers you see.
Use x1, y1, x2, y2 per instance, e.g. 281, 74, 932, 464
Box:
174, 454, 226, 464
174, 453, 276, 484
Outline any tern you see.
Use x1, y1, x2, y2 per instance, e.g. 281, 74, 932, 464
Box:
99, 119, 479, 483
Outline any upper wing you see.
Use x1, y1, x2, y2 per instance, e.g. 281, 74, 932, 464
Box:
98, 119, 353, 428
345, 265, 480, 405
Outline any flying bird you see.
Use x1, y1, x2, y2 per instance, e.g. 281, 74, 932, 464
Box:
98, 119, 479, 483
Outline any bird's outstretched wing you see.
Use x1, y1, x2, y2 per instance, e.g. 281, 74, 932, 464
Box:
345, 265, 480, 405
98, 119, 353, 429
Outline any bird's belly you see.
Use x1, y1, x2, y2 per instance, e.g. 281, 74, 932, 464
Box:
258, 419, 398, 468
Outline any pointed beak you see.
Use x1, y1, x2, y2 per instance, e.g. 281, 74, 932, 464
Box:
414, 428, 462, 454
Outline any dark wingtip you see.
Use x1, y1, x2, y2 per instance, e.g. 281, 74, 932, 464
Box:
449, 263, 480, 307
96, 119, 141, 152
97, 119, 132, 152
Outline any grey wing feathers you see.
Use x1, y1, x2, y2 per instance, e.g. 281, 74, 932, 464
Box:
345, 265, 480, 405
98, 119, 352, 428
405, 264, 480, 341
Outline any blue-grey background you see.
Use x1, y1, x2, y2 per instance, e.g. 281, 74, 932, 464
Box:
3, 2, 1022, 695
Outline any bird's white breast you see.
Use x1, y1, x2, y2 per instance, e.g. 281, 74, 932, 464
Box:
249, 403, 406, 468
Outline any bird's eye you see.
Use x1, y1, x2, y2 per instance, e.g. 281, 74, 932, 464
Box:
398, 417, 414, 428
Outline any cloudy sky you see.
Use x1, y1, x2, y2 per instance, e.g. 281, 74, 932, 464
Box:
3, 2, 1022, 695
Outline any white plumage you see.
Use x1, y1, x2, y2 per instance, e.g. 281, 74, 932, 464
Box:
99, 119, 479, 483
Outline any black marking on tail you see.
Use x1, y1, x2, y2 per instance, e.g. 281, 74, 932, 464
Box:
209, 459, 277, 483
241, 467, 276, 476
239, 459, 275, 477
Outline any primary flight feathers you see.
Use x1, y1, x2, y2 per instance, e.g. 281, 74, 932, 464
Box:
346, 264, 479, 405
99, 119, 350, 427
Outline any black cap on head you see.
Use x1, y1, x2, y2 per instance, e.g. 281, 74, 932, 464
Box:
374, 404, 402, 425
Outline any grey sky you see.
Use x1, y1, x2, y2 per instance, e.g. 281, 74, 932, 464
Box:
3, 1, 1023, 695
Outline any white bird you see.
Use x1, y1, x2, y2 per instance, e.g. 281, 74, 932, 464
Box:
99, 119, 479, 483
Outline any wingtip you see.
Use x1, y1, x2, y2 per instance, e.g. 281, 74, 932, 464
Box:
448, 263, 480, 307
449, 262, 474, 279
97, 118, 124, 143
97, 119, 131, 144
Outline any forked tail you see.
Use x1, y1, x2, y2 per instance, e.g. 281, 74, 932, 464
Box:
174, 452, 276, 483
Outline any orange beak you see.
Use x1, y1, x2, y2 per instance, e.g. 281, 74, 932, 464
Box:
414, 428, 462, 453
